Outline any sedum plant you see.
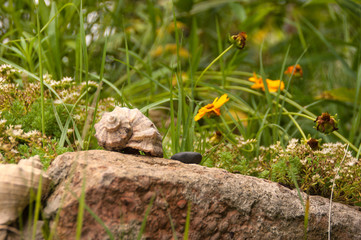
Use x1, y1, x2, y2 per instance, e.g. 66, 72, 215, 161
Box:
0, 64, 117, 166
207, 137, 361, 206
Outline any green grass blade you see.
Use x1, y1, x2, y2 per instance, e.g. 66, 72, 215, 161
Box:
183, 201, 191, 240
137, 194, 156, 240
37, 10, 45, 139
32, 175, 43, 240
75, 171, 86, 240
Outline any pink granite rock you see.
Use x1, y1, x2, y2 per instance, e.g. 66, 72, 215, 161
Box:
44, 150, 361, 240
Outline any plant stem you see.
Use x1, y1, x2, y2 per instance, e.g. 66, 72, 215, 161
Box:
195, 44, 234, 87
37, 10, 45, 139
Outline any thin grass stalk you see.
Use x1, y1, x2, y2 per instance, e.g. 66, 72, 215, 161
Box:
195, 44, 233, 87
350, 65, 361, 143
2, 3, 77, 46
121, 17, 131, 86
215, 17, 226, 87
166, 202, 178, 240
137, 194, 156, 240
32, 175, 43, 240
282, 108, 307, 141
84, 37, 108, 149
304, 195, 310, 240
258, 40, 272, 108
328, 144, 349, 240
287, 161, 305, 208
172, 3, 183, 152
356, 143, 361, 160
36, 11, 45, 138
75, 168, 87, 240
27, 189, 35, 236
301, 16, 355, 78
275, 45, 291, 131
293, 13, 307, 50
48, 160, 80, 240
59, 89, 88, 149
79, 0, 88, 151
199, 112, 315, 131
254, 108, 271, 157
169, 75, 177, 153
111, 58, 170, 92
183, 201, 191, 240
67, 189, 115, 239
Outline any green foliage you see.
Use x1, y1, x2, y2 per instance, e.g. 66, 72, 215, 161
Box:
0, 0, 360, 209
208, 138, 361, 206
0, 64, 116, 165
2, 99, 67, 138
271, 156, 302, 187
1, 2, 361, 240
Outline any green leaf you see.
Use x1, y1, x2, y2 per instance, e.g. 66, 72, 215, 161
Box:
316, 87, 361, 104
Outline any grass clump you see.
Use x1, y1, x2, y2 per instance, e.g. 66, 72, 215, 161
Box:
207, 137, 361, 206
0, 2, 361, 239
0, 64, 117, 165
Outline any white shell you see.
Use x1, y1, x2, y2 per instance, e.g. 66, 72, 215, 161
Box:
0, 156, 51, 225
94, 107, 163, 157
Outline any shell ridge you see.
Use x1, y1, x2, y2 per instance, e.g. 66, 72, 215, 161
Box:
94, 107, 163, 157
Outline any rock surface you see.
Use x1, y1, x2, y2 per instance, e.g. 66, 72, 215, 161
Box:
45, 150, 361, 240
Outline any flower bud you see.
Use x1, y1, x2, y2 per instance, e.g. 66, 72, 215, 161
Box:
314, 112, 338, 134
306, 138, 321, 150
229, 32, 247, 49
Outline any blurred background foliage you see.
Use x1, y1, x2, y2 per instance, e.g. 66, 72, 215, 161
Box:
1, 0, 361, 205
0, 0, 361, 153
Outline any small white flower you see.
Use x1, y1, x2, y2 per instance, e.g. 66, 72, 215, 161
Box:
53, 99, 62, 104
11, 129, 24, 137
300, 159, 307, 165
312, 173, 320, 181
0, 119, 6, 126
10, 149, 19, 154
62, 76, 73, 83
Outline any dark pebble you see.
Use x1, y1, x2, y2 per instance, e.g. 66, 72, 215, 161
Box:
171, 152, 202, 164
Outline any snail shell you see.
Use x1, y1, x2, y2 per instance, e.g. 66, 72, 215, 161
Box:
0, 155, 51, 225
94, 107, 163, 157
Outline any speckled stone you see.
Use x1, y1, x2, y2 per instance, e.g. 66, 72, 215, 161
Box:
170, 152, 202, 164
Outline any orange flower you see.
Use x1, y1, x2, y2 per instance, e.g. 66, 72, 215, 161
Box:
248, 72, 264, 90
194, 94, 230, 121
266, 79, 285, 92
150, 44, 190, 58
248, 72, 285, 92
284, 64, 303, 77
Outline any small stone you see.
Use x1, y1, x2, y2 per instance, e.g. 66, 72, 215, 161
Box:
171, 152, 202, 164
176, 199, 187, 209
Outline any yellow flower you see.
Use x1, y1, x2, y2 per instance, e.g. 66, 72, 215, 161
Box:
266, 79, 285, 92
172, 72, 189, 86
165, 44, 190, 58
150, 44, 190, 58
284, 64, 303, 77
167, 21, 188, 34
150, 46, 164, 57
248, 72, 264, 90
248, 72, 285, 92
194, 94, 230, 121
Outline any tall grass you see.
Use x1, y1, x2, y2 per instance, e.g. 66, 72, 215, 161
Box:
1, 0, 361, 238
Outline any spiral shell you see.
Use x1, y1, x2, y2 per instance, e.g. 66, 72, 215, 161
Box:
0, 155, 51, 225
94, 107, 163, 157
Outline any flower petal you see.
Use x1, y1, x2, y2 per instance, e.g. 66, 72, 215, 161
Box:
213, 94, 229, 108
